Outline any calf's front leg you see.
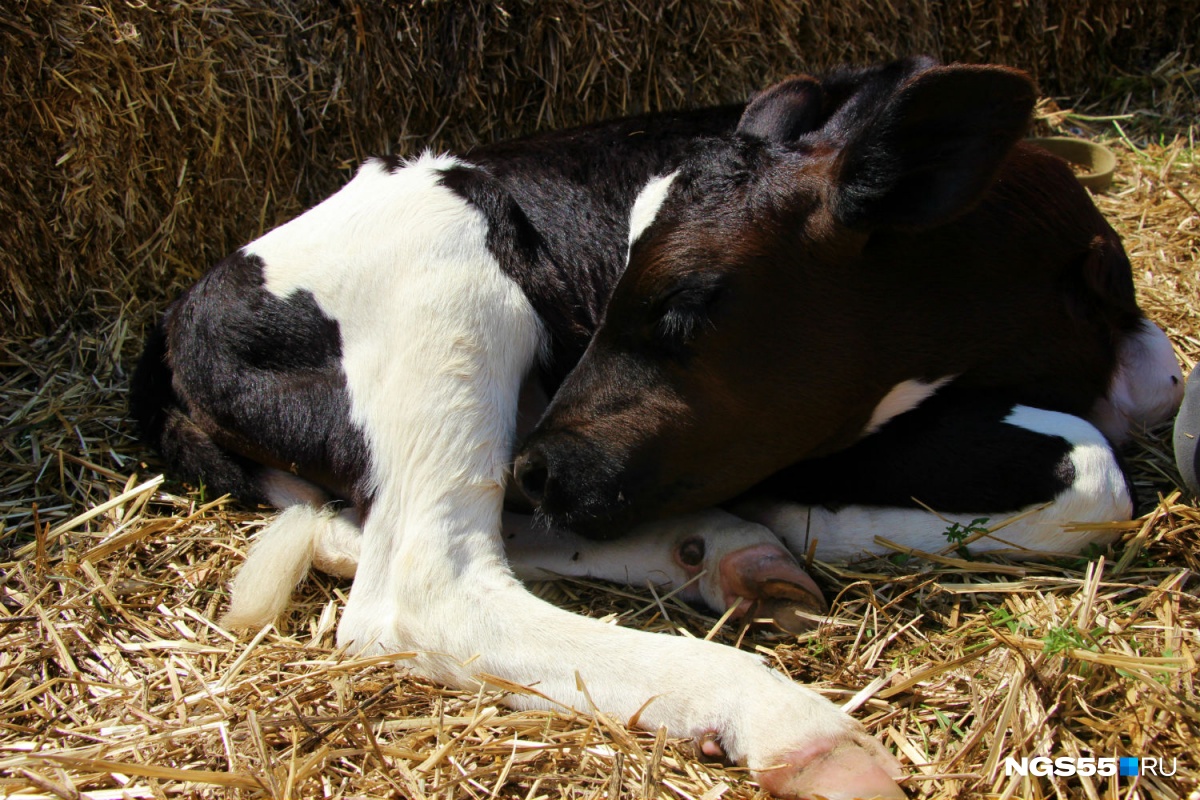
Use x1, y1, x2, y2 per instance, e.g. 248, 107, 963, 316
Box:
341, 491, 901, 800
502, 510, 827, 632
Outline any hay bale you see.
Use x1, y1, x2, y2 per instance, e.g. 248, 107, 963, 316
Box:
0, 0, 1196, 336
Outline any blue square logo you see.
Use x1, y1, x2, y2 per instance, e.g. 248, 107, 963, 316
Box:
1119, 757, 1139, 777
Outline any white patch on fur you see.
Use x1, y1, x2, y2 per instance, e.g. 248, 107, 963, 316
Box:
311, 508, 362, 579
628, 171, 679, 247
238, 152, 887, 792
1003, 405, 1132, 530
1091, 318, 1183, 443
863, 377, 953, 435
738, 406, 1130, 560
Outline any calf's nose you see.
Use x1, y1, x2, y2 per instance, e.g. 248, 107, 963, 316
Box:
514, 446, 552, 505
512, 432, 632, 536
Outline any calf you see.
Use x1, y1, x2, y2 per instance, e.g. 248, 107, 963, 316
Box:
132, 66, 923, 800
132, 57, 1180, 800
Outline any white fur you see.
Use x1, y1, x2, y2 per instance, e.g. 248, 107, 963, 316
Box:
864, 377, 953, 435
222, 505, 319, 628
234, 154, 890, 790
504, 508, 789, 613
311, 508, 362, 579
628, 172, 679, 247
1091, 319, 1183, 443
736, 406, 1130, 560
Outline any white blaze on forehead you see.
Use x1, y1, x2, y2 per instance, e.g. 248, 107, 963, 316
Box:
628, 171, 680, 248
863, 377, 954, 435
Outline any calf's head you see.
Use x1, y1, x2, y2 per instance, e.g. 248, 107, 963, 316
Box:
516, 62, 1036, 536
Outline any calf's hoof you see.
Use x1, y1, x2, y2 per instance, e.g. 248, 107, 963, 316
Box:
1174, 362, 1200, 497
754, 739, 906, 800
718, 544, 827, 633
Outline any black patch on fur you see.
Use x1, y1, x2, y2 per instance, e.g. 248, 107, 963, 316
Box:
129, 321, 176, 451
746, 390, 1127, 514
440, 105, 745, 390
132, 252, 371, 507
130, 320, 270, 503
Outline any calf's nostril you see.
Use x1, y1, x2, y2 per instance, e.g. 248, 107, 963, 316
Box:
515, 450, 551, 503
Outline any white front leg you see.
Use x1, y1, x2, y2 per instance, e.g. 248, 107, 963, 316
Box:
503, 510, 827, 627
340, 494, 901, 800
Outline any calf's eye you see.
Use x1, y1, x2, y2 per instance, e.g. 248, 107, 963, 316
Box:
652, 279, 725, 352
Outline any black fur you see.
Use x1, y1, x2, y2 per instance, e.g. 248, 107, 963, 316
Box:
440, 105, 744, 389
135, 252, 371, 506
748, 390, 1132, 513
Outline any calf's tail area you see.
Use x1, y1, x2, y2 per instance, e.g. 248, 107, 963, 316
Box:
130, 319, 346, 628
220, 504, 362, 628
127, 321, 175, 452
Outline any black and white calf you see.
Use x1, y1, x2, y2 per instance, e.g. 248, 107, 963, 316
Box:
133, 98, 904, 798
133, 58, 1181, 800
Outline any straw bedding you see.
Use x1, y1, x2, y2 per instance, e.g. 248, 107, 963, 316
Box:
2, 2, 1198, 798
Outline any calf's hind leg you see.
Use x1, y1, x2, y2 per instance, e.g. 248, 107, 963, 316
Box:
502, 510, 827, 629
733, 392, 1133, 564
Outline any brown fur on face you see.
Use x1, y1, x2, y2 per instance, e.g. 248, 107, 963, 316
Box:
516, 63, 1142, 533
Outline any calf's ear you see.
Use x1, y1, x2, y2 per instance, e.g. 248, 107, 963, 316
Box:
737, 75, 824, 143
831, 65, 1035, 230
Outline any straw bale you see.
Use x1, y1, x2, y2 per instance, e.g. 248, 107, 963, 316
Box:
1, 0, 1197, 334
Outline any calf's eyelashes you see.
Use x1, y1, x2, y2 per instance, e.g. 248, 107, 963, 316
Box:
651, 274, 728, 354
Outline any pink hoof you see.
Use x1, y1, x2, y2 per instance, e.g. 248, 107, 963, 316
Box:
756, 740, 906, 800
718, 544, 827, 633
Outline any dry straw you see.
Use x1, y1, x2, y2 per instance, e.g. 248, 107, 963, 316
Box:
2, 1, 1199, 798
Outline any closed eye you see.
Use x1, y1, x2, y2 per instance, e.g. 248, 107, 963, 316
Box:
651, 276, 726, 353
